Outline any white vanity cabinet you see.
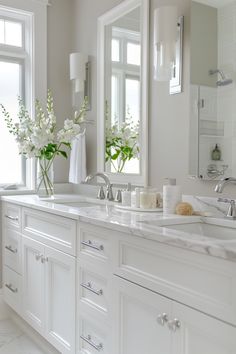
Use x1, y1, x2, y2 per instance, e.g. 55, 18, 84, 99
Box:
2, 203, 76, 354
113, 276, 236, 354
22, 236, 45, 334
2, 200, 236, 354
22, 235, 76, 354
2, 203, 22, 314
112, 276, 172, 354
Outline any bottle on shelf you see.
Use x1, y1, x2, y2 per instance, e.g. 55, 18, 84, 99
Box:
211, 144, 221, 161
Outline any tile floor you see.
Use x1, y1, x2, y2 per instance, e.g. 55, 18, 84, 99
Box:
0, 319, 46, 354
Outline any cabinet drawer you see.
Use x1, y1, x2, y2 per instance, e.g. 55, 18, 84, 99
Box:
22, 207, 76, 256
3, 228, 21, 274
113, 234, 236, 325
2, 203, 21, 229
78, 260, 109, 315
78, 316, 109, 354
3, 266, 22, 314
78, 223, 110, 263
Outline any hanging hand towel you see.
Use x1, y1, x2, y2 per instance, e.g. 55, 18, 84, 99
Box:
69, 130, 87, 184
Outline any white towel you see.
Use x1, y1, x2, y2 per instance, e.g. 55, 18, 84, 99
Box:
69, 130, 87, 184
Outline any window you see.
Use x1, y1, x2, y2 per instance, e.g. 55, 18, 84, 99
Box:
109, 28, 141, 174
0, 1, 47, 189
110, 27, 141, 126
0, 60, 24, 184
112, 38, 120, 62
0, 18, 23, 47
0, 13, 27, 186
127, 42, 141, 66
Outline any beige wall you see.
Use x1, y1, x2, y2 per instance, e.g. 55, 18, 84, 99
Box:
50, 0, 236, 198
47, 0, 73, 182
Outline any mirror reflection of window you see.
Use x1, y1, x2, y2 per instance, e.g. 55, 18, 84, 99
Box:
105, 7, 141, 175
127, 42, 141, 65
112, 38, 120, 62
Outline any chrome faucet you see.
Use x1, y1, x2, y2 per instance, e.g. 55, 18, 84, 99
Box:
85, 172, 114, 201
215, 177, 236, 219
215, 177, 236, 193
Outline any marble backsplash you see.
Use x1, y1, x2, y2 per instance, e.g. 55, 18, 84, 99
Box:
183, 195, 229, 217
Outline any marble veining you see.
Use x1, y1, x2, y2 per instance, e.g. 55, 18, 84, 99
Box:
0, 319, 46, 354
3, 194, 236, 263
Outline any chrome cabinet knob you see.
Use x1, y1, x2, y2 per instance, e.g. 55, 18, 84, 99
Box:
35, 254, 42, 261
157, 313, 168, 326
168, 318, 181, 332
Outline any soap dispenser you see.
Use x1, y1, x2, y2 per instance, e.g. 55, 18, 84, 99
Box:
163, 178, 182, 215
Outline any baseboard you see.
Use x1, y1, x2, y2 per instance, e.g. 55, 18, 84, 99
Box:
10, 311, 60, 354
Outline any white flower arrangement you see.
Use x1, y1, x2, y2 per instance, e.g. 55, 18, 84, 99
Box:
1, 90, 87, 160
106, 115, 140, 173
0, 90, 87, 196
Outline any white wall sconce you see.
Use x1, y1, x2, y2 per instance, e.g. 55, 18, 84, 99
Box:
153, 6, 184, 94
70, 52, 91, 109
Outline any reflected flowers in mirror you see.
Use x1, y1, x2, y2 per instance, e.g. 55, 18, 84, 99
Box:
106, 114, 140, 173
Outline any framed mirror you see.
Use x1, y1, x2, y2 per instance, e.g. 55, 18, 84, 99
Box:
97, 0, 149, 185
189, 0, 235, 180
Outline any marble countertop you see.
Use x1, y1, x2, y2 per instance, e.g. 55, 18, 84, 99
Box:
2, 194, 236, 263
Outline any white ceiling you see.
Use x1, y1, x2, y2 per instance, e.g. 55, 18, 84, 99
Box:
195, 0, 235, 8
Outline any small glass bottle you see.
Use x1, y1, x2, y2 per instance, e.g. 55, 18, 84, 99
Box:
211, 144, 221, 161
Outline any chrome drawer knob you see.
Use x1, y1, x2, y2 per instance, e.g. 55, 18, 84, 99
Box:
157, 313, 168, 326
168, 318, 181, 332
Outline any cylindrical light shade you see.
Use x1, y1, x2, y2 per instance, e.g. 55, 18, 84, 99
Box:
153, 6, 177, 82
70, 52, 88, 92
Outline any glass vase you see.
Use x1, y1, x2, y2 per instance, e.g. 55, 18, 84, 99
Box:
37, 158, 54, 198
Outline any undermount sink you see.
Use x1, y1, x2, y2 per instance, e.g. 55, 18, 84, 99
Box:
143, 219, 236, 241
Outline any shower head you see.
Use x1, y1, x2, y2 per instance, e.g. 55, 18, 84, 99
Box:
216, 78, 233, 86
209, 69, 233, 86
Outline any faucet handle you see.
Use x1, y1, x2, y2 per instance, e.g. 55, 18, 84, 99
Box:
97, 186, 105, 200
218, 198, 236, 219
218, 197, 234, 204
106, 184, 114, 201
114, 189, 122, 203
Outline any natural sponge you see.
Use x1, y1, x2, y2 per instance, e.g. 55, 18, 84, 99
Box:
176, 202, 194, 216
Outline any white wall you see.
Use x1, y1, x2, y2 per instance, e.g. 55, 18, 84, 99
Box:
51, 0, 236, 198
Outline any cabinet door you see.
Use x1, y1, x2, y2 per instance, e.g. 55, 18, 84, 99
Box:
44, 245, 76, 354
22, 236, 45, 334
112, 276, 172, 354
172, 302, 236, 354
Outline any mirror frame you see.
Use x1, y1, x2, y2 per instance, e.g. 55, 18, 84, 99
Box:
97, 0, 149, 186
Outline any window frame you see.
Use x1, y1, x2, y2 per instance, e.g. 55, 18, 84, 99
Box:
0, 55, 26, 187
0, 0, 48, 191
